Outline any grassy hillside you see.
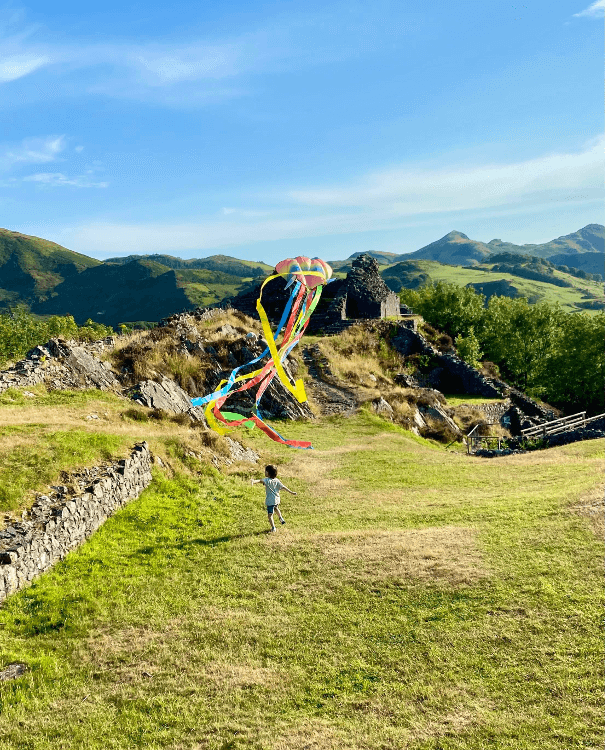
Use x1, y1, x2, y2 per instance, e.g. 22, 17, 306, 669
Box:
547, 251, 604, 276
0, 228, 100, 302
486, 224, 605, 259
104, 253, 272, 277
0, 231, 271, 322
382, 259, 604, 313
34, 260, 261, 326
396, 231, 493, 266
0, 393, 601, 749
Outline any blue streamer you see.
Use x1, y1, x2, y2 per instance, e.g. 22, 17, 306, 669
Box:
191, 281, 301, 408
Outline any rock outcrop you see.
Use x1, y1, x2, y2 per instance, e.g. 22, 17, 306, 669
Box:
131, 377, 207, 423
0, 338, 119, 394
390, 324, 503, 399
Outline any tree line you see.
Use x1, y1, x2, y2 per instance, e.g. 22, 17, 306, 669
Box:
400, 282, 604, 414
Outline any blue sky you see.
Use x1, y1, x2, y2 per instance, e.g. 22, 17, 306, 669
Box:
1, 0, 603, 265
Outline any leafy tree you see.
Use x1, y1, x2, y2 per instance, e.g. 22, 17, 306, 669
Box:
400, 282, 485, 337
480, 297, 564, 393
455, 327, 483, 368
543, 312, 605, 413
0, 309, 114, 367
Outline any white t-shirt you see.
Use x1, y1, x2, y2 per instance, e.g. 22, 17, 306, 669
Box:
262, 477, 284, 506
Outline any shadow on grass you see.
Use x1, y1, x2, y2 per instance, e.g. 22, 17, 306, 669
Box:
135, 530, 268, 555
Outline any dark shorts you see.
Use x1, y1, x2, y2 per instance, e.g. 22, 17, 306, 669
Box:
266, 505, 279, 514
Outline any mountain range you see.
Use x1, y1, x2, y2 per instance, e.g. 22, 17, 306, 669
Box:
0, 224, 602, 326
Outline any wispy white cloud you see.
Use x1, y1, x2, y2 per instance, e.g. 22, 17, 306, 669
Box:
0, 135, 66, 171
289, 135, 605, 214
22, 172, 108, 188
0, 5, 404, 101
573, 0, 605, 17
61, 136, 604, 257
0, 53, 49, 82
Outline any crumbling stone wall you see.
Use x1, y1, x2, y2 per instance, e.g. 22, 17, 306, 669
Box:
0, 442, 153, 604
390, 324, 503, 398
344, 255, 400, 320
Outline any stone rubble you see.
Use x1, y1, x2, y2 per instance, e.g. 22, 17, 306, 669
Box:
0, 337, 119, 394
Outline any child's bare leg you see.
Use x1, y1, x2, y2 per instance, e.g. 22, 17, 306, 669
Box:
276, 506, 285, 524
267, 510, 276, 531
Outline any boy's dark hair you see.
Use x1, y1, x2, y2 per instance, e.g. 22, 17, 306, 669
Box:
265, 464, 278, 478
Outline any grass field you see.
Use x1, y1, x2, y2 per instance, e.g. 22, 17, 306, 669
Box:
0, 406, 602, 749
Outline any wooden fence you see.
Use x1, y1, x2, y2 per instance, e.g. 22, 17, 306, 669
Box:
466, 424, 502, 454
521, 411, 605, 438
466, 411, 605, 454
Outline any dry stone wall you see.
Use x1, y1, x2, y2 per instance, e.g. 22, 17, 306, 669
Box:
0, 442, 153, 604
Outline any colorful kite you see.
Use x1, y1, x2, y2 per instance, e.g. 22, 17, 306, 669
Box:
191, 256, 333, 449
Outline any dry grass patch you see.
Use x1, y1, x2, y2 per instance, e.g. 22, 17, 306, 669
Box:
273, 526, 488, 586
270, 720, 353, 750
569, 483, 604, 537
201, 661, 287, 691
313, 325, 402, 387
284, 452, 350, 494
202, 310, 261, 341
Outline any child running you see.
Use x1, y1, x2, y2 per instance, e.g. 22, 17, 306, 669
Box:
251, 464, 297, 533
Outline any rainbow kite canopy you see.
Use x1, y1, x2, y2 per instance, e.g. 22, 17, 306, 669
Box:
191, 256, 333, 449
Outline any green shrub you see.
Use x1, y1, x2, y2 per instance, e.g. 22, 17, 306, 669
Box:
0, 309, 114, 367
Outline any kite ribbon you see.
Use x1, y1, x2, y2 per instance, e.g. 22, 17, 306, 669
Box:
191, 259, 331, 449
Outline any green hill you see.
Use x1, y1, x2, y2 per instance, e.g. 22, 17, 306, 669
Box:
34, 260, 259, 327
104, 253, 271, 277
486, 224, 605, 259
0, 230, 271, 325
329, 250, 401, 272
0, 228, 100, 304
547, 251, 604, 276
396, 231, 493, 265
377, 225, 605, 268
381, 258, 604, 313
1, 224, 602, 325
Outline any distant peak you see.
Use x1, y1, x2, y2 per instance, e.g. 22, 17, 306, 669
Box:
443, 231, 469, 240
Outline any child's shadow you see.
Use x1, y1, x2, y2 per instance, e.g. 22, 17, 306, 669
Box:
135, 530, 267, 555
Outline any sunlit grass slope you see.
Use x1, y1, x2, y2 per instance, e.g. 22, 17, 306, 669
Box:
0, 410, 602, 749
381, 260, 603, 314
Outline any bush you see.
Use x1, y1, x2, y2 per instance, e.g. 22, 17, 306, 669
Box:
420, 419, 460, 444
150, 409, 169, 421
455, 327, 483, 368
171, 413, 192, 426
122, 408, 150, 422
481, 361, 500, 379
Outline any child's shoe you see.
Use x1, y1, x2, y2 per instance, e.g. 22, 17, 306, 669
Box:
280, 519, 286, 525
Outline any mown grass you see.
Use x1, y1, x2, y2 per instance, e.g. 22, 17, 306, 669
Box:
442, 394, 506, 407
0, 411, 602, 749
0, 388, 227, 517
0, 428, 128, 513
